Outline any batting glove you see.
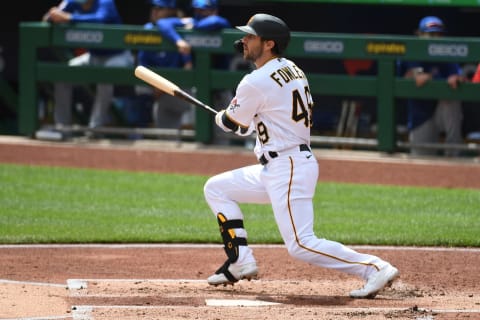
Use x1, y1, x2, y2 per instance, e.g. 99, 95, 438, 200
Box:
215, 109, 232, 133
215, 109, 254, 136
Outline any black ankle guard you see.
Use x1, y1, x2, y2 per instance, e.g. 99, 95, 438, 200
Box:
217, 213, 247, 263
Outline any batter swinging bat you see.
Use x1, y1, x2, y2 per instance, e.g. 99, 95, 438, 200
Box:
134, 66, 218, 115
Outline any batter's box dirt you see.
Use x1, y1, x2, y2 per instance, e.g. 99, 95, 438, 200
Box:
66, 278, 480, 320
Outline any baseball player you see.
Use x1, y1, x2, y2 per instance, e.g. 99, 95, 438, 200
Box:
204, 13, 399, 299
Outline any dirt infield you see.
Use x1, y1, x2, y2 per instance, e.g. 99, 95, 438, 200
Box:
0, 136, 479, 319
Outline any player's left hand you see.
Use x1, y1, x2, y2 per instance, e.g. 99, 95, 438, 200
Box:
235, 122, 255, 137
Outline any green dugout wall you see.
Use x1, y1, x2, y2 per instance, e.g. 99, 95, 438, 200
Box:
19, 22, 480, 152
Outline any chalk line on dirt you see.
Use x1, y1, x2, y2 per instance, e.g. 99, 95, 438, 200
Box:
0, 279, 66, 288
67, 278, 205, 289
1, 243, 479, 252
0, 316, 72, 320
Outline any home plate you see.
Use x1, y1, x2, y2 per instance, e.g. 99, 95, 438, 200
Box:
205, 299, 281, 307
67, 279, 88, 289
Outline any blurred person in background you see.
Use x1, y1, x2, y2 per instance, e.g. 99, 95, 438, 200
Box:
397, 16, 466, 157
155, 0, 231, 56
42, 0, 134, 139
154, 0, 233, 142
135, 0, 193, 131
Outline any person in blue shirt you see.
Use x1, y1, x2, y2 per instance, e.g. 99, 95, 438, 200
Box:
42, 0, 134, 138
397, 16, 465, 156
138, 0, 232, 135
137, 0, 192, 71
135, 0, 194, 130
155, 0, 231, 58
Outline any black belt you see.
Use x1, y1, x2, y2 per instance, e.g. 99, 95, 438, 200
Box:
259, 144, 310, 165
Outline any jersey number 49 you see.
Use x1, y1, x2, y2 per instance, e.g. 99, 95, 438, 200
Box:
257, 85, 313, 144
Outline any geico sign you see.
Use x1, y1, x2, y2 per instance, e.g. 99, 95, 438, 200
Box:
304, 40, 344, 54
65, 30, 104, 43
184, 35, 222, 48
428, 44, 468, 57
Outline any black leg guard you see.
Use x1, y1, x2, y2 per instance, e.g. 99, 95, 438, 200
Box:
217, 212, 247, 263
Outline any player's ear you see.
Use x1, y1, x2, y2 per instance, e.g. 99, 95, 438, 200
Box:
264, 39, 275, 51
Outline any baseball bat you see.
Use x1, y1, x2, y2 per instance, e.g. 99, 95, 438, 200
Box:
134, 66, 218, 115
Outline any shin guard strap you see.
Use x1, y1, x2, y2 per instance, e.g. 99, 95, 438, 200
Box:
215, 260, 238, 282
222, 219, 244, 229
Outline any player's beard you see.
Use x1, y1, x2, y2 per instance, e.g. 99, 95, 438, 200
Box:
244, 45, 264, 63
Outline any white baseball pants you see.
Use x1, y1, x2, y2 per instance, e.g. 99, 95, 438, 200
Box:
204, 147, 389, 280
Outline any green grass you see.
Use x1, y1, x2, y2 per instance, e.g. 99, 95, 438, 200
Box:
0, 163, 479, 246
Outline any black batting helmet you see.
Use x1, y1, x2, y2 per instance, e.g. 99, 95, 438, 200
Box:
236, 13, 290, 54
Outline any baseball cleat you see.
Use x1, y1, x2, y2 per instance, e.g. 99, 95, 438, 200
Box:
349, 264, 399, 299
207, 261, 259, 286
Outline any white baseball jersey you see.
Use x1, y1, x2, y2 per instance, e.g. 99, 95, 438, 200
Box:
225, 57, 313, 159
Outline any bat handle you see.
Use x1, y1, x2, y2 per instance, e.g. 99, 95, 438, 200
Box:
175, 90, 218, 115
